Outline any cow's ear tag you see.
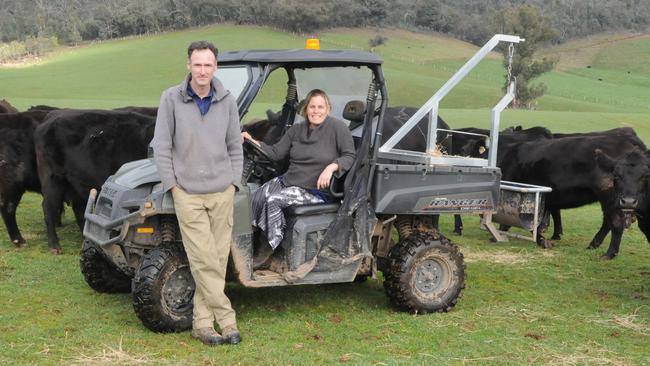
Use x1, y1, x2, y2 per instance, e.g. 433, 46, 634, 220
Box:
479, 146, 486, 154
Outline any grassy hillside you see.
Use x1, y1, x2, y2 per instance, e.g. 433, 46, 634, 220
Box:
1, 25, 650, 365
0, 26, 305, 109
1, 25, 649, 136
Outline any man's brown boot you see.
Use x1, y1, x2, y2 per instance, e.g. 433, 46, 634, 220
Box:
191, 327, 225, 346
221, 324, 241, 345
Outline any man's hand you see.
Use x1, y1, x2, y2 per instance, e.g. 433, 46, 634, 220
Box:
317, 163, 339, 190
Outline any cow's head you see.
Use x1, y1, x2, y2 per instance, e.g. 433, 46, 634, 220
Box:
455, 136, 487, 158
596, 148, 650, 226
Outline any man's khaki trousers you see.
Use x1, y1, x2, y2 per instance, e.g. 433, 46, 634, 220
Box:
172, 185, 236, 331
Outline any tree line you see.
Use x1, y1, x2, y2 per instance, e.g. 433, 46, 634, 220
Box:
1, 0, 649, 46
1, 0, 647, 108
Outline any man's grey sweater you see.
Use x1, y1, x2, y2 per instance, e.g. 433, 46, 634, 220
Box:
260, 116, 355, 191
152, 75, 243, 194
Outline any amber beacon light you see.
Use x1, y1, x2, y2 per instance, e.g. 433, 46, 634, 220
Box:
305, 38, 320, 50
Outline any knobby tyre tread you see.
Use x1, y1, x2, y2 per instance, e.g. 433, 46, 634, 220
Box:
80, 240, 131, 293
383, 233, 465, 314
132, 245, 193, 332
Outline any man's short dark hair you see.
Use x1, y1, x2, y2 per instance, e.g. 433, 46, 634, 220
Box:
187, 41, 218, 60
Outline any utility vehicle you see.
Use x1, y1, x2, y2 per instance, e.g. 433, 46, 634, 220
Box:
81, 35, 527, 332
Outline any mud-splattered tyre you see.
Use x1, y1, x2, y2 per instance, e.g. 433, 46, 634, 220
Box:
383, 233, 465, 314
80, 239, 132, 293
132, 246, 194, 332
395, 215, 438, 240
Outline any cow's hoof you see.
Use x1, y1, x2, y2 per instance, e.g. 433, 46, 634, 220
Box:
453, 230, 462, 236
12, 238, 26, 247
537, 239, 553, 249
550, 234, 561, 240
600, 253, 616, 260
587, 243, 600, 250
49, 247, 63, 255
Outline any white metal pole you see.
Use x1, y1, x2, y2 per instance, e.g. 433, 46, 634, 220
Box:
380, 34, 524, 155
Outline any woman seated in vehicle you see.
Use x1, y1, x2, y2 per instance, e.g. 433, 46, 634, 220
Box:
241, 89, 356, 250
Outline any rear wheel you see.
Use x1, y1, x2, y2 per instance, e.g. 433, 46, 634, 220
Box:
383, 233, 465, 314
80, 239, 131, 293
395, 215, 438, 240
132, 245, 194, 332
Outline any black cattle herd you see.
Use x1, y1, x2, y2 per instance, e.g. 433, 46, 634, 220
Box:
1, 98, 649, 260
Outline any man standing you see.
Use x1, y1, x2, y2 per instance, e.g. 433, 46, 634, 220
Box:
152, 41, 243, 346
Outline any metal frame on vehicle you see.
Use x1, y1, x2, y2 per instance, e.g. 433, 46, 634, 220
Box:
378, 34, 525, 167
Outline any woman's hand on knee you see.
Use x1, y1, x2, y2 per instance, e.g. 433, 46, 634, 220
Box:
317, 163, 338, 190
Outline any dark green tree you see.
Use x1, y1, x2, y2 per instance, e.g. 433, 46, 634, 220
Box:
413, 0, 456, 33
498, 4, 558, 109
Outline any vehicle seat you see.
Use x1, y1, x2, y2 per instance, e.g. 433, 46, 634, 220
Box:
284, 203, 340, 216
343, 100, 365, 131
283, 173, 345, 216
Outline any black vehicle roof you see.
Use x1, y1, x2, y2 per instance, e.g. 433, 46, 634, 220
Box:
217, 49, 383, 65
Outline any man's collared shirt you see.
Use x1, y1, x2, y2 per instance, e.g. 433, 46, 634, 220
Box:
187, 82, 214, 116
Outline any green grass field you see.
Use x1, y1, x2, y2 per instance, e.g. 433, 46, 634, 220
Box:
1, 25, 650, 365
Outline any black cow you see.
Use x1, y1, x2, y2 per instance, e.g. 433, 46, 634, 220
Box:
34, 109, 156, 253
452, 126, 553, 161
546, 127, 643, 240
379, 106, 452, 154
0, 99, 18, 113
28, 105, 158, 117
552, 127, 639, 140
498, 134, 649, 258
0, 111, 51, 246
460, 127, 640, 241
28, 105, 60, 112
456, 126, 646, 245
114, 106, 158, 117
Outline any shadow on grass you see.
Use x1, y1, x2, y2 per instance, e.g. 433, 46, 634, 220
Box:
227, 280, 390, 318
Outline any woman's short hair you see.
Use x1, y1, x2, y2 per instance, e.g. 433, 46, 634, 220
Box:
301, 89, 332, 117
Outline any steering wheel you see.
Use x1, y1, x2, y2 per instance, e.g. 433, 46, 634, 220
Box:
243, 138, 272, 160
243, 138, 277, 175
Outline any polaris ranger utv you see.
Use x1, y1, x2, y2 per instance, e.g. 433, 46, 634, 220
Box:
81, 35, 524, 332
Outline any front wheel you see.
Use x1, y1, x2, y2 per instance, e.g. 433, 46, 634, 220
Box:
383, 233, 465, 314
80, 239, 131, 293
132, 245, 194, 332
